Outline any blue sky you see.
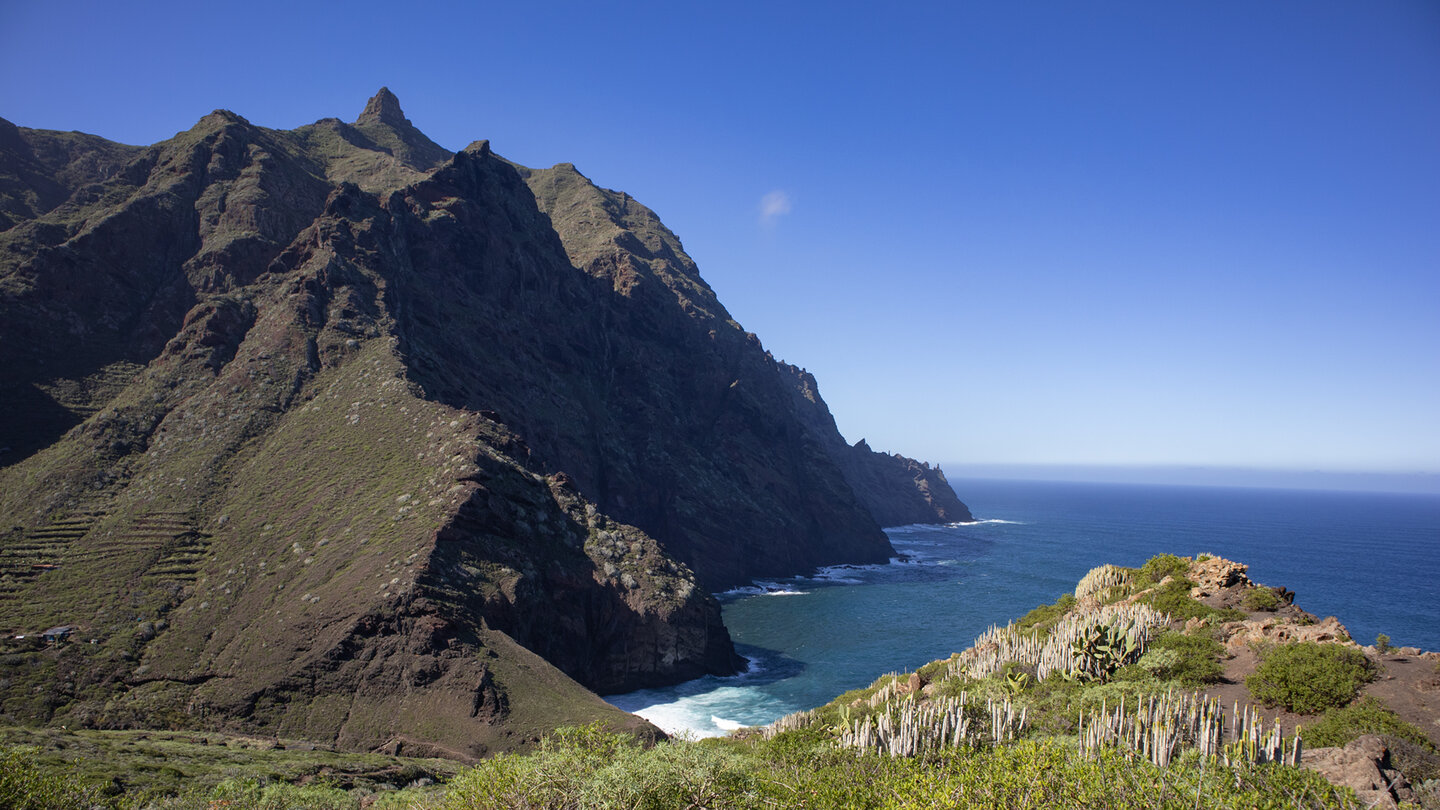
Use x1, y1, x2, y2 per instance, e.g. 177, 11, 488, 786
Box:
3, 1, 1437, 487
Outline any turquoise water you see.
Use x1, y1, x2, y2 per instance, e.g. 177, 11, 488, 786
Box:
607, 479, 1440, 736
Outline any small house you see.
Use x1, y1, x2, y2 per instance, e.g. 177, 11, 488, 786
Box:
40, 625, 76, 644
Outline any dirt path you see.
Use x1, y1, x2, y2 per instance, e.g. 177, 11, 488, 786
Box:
1362, 653, 1440, 747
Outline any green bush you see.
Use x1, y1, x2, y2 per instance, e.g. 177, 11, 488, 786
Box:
1375, 633, 1392, 653
1246, 642, 1375, 714
1140, 579, 1244, 623
588, 740, 758, 810
1015, 675, 1087, 735
255, 781, 356, 810
1304, 698, 1440, 786
1242, 588, 1281, 612
1302, 697, 1435, 751
1138, 631, 1224, 685
440, 730, 756, 810
1016, 593, 1077, 632
1109, 663, 1156, 684
1136, 554, 1190, 587
881, 740, 1349, 810
0, 746, 97, 810
916, 656, 952, 683
133, 777, 364, 810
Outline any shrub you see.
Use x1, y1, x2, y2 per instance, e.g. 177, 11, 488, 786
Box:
440, 723, 643, 810
1303, 697, 1435, 751
1246, 642, 1375, 714
1375, 633, 1392, 653
0, 746, 97, 810
932, 675, 974, 701
1138, 631, 1224, 685
916, 657, 951, 683
441, 749, 576, 809
1110, 663, 1156, 684
885, 739, 1349, 809
1136, 554, 1190, 587
1304, 698, 1440, 786
587, 739, 758, 810
1140, 579, 1244, 623
1241, 588, 1281, 612
1018, 675, 1087, 735
1016, 593, 1076, 632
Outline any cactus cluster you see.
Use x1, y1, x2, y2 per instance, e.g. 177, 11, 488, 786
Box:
759, 709, 818, 739
950, 602, 1169, 683
834, 692, 1028, 757
862, 673, 905, 708
759, 556, 1310, 785
1050, 607, 1163, 681
1075, 563, 1134, 603
1078, 691, 1302, 768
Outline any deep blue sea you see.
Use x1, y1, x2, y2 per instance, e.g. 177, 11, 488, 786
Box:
607, 478, 1440, 737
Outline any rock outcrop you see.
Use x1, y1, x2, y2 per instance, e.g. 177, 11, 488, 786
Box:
1218, 615, 1357, 651
1302, 735, 1418, 809
1186, 556, 1250, 595
0, 90, 965, 756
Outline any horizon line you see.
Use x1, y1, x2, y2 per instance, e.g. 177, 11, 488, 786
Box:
940, 463, 1440, 495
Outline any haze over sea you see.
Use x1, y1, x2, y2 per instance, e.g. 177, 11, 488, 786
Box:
607, 478, 1440, 737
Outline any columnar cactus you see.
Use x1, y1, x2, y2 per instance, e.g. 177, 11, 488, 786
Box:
1075, 563, 1134, 603
834, 692, 1028, 757
950, 602, 1168, 683
1078, 691, 1302, 768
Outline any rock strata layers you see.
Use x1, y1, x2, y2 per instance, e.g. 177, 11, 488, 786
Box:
0, 90, 967, 756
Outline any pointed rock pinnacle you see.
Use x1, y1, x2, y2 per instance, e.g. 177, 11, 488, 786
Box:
358, 87, 410, 127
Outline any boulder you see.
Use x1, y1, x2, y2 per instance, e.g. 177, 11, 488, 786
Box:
1301, 734, 1417, 809
896, 671, 927, 696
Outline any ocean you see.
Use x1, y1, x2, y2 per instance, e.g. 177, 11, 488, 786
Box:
606, 478, 1440, 737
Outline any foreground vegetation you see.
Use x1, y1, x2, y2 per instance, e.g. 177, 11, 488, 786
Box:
1, 724, 1356, 809
4, 554, 1433, 808
0, 727, 456, 809
434, 723, 1355, 810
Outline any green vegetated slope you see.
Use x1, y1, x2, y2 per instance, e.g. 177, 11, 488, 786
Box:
11, 553, 1435, 808
0, 89, 966, 758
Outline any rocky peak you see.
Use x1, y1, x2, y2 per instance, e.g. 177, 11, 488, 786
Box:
346, 87, 451, 172
357, 87, 410, 128
198, 109, 250, 129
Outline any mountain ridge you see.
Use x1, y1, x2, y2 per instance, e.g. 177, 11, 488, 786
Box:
0, 90, 969, 757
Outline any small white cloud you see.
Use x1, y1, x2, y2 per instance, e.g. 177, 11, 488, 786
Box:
759, 190, 792, 225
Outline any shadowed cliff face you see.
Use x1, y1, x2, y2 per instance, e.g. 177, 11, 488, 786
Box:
0, 90, 965, 756
385, 152, 897, 590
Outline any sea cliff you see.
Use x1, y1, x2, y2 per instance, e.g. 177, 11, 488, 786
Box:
0, 89, 968, 756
